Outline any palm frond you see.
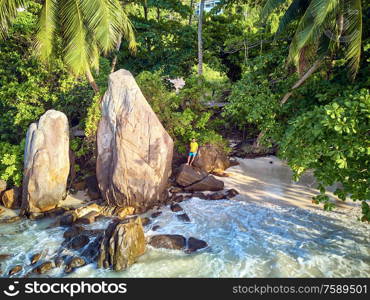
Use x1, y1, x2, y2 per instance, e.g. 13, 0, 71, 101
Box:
120, 6, 137, 53
276, 0, 310, 35
261, 0, 289, 20
343, 0, 362, 79
60, 0, 90, 75
81, 0, 126, 53
34, 0, 58, 63
0, 0, 27, 39
288, 0, 340, 69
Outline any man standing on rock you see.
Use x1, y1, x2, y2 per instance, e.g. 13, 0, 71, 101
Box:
187, 138, 199, 166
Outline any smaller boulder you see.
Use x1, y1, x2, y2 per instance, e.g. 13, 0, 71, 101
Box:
170, 203, 183, 212
30, 253, 42, 265
69, 234, 89, 250
66, 257, 86, 272
177, 213, 191, 222
152, 225, 160, 231
32, 261, 54, 274
75, 211, 100, 225
191, 192, 208, 200
209, 192, 225, 200
9, 265, 22, 276
176, 164, 208, 187
149, 234, 186, 250
169, 187, 183, 193
141, 217, 151, 226
184, 175, 224, 192
226, 189, 239, 199
192, 145, 230, 172
1, 187, 21, 209
85, 176, 101, 200
63, 225, 84, 239
151, 211, 162, 218
187, 237, 208, 253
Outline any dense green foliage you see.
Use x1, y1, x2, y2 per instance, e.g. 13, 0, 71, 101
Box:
0, 0, 368, 221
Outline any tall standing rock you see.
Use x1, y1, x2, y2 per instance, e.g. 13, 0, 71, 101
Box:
96, 69, 174, 212
22, 110, 70, 214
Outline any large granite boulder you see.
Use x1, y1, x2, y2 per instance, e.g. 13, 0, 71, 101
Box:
98, 217, 146, 271
193, 144, 230, 172
96, 69, 173, 213
22, 110, 70, 214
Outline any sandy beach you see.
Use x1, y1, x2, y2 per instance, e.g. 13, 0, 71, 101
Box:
221, 156, 358, 211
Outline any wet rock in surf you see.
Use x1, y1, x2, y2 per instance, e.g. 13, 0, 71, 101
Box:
170, 194, 184, 203
22, 110, 70, 214
98, 217, 146, 271
177, 213, 191, 222
75, 211, 100, 225
151, 211, 162, 218
186, 237, 208, 253
208, 192, 225, 200
9, 265, 22, 276
30, 253, 42, 265
226, 189, 239, 199
65, 257, 86, 273
63, 225, 84, 239
32, 261, 54, 274
149, 234, 186, 250
152, 225, 160, 231
141, 217, 151, 226
170, 203, 183, 212
96, 69, 173, 213
0, 254, 12, 261
0, 216, 21, 224
191, 192, 208, 199
68, 234, 90, 250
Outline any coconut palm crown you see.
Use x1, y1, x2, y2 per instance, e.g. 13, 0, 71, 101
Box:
262, 0, 362, 79
0, 0, 136, 86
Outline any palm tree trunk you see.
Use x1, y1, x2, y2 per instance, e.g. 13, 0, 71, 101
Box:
143, 0, 148, 21
280, 59, 322, 105
189, 0, 194, 25
85, 69, 99, 94
255, 59, 323, 147
197, 0, 205, 76
110, 34, 122, 73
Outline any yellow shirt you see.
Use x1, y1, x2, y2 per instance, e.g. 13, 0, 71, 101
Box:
190, 142, 199, 153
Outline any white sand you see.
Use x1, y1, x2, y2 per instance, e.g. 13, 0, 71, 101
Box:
221, 156, 357, 211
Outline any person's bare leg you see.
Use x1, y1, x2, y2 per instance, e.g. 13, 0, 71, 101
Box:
190, 155, 196, 166
187, 155, 191, 165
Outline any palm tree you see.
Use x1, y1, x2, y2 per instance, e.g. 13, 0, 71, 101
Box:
198, 0, 205, 75
0, 0, 136, 93
262, 0, 363, 80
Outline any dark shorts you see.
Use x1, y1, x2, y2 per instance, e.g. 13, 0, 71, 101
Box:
189, 152, 197, 157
